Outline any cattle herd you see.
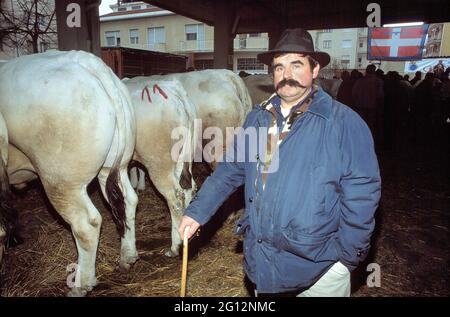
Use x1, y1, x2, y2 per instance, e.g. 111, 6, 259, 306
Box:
0, 50, 341, 296
0, 50, 252, 296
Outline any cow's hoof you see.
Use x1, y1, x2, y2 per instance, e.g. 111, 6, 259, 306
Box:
163, 248, 179, 258
119, 254, 139, 270
67, 287, 88, 297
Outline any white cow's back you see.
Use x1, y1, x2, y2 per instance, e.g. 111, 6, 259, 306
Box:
0, 51, 135, 174
0, 51, 138, 295
124, 78, 198, 257
124, 78, 197, 167
134, 69, 253, 131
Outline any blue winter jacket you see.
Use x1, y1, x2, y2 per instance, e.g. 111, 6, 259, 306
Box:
184, 88, 381, 293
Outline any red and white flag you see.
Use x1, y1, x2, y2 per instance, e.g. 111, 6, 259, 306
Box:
368, 25, 429, 60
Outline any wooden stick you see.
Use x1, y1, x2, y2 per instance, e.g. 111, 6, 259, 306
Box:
180, 226, 190, 297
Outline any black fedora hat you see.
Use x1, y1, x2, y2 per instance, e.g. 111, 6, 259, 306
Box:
258, 28, 330, 68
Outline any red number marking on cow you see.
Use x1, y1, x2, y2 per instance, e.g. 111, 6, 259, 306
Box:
141, 85, 152, 103
153, 84, 168, 100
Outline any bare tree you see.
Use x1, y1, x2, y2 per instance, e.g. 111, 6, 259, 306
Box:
0, 0, 56, 54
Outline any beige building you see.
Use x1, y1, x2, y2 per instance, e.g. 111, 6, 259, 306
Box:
440, 23, 450, 56
100, 2, 449, 76
310, 28, 361, 70
100, 1, 269, 74
98, 2, 405, 76
424, 23, 450, 57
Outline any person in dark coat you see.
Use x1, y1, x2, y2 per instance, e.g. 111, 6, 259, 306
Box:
412, 73, 435, 156
410, 71, 422, 86
178, 29, 381, 297
352, 64, 384, 150
337, 70, 354, 108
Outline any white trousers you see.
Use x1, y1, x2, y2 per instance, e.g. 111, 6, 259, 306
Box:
297, 261, 351, 297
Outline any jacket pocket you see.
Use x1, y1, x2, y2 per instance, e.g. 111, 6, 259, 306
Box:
235, 212, 250, 236
279, 230, 338, 262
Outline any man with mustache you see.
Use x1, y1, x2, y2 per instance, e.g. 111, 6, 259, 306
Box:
179, 28, 381, 297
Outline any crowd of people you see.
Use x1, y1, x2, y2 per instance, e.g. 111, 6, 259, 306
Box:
336, 64, 450, 158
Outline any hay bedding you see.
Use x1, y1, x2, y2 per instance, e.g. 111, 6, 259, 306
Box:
0, 163, 247, 297
0, 156, 448, 297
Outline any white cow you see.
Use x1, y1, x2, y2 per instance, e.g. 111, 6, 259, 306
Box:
0, 50, 137, 296
125, 69, 252, 256
135, 69, 253, 166
124, 79, 198, 257
0, 111, 15, 264
243, 74, 342, 106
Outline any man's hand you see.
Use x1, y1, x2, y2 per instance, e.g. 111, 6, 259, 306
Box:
178, 215, 201, 240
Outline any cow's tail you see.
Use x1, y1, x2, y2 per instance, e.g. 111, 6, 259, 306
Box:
0, 114, 19, 262
67, 51, 135, 237
103, 66, 134, 238
173, 82, 197, 193
228, 71, 253, 124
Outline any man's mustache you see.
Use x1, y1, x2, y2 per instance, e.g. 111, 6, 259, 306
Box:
276, 79, 307, 90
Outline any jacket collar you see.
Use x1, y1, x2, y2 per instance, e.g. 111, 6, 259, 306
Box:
307, 87, 332, 120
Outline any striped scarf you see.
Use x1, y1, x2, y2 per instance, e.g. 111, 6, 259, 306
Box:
260, 85, 318, 185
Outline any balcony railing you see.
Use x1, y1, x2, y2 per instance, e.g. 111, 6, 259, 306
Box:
121, 43, 167, 52
234, 37, 269, 50
178, 37, 269, 52
179, 40, 213, 52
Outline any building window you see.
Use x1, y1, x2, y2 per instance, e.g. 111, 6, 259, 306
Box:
146, 4, 153, 9
185, 24, 204, 41
323, 40, 331, 49
359, 42, 363, 48
131, 5, 141, 10
130, 29, 139, 44
322, 29, 332, 33
358, 57, 362, 63
118, 7, 126, 11
237, 58, 265, 71
238, 34, 247, 49
148, 27, 165, 45
341, 54, 351, 64
39, 41, 48, 53
105, 31, 120, 46
342, 40, 352, 48
249, 33, 261, 37
194, 59, 214, 70
37, 13, 46, 30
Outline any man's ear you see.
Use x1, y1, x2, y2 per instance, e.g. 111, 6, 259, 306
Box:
312, 64, 321, 79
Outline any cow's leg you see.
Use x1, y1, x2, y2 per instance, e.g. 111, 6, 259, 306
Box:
0, 227, 5, 263
42, 183, 101, 297
155, 180, 184, 257
98, 167, 139, 269
146, 161, 195, 257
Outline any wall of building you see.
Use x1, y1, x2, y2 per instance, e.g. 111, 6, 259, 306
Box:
440, 23, 450, 56
100, 8, 270, 73
310, 28, 359, 70
100, 13, 214, 54
100, 5, 449, 76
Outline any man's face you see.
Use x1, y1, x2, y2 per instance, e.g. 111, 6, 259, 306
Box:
272, 53, 320, 104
